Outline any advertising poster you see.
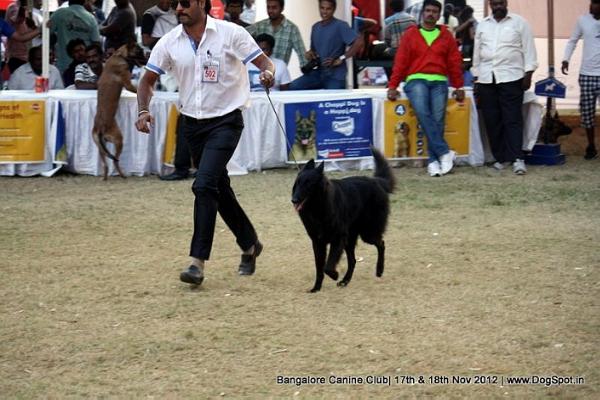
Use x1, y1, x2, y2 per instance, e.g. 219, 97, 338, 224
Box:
0, 101, 45, 163
383, 98, 470, 160
54, 101, 67, 164
162, 105, 180, 166
284, 98, 373, 162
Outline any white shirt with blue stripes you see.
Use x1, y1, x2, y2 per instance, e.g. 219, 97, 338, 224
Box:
146, 16, 263, 120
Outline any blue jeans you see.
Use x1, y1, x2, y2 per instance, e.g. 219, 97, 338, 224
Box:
404, 79, 449, 162
289, 69, 346, 90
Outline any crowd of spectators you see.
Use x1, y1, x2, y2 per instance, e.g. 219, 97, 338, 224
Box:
0, 0, 596, 167
0, 0, 472, 94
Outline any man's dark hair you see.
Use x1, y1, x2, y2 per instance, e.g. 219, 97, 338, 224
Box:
423, 0, 442, 12
66, 38, 86, 57
226, 0, 244, 6
319, 0, 336, 8
390, 0, 405, 12
592, 0, 600, 4
270, 0, 284, 8
85, 43, 103, 55
28, 45, 42, 62
255, 33, 275, 50
68, 0, 85, 5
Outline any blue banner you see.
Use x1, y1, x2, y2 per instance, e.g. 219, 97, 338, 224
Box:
54, 101, 67, 164
284, 98, 373, 161
535, 77, 566, 98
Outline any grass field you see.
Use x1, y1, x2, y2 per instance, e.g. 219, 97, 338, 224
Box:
1, 132, 599, 398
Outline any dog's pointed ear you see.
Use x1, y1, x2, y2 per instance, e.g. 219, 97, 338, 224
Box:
126, 36, 137, 48
304, 159, 315, 169
317, 161, 325, 173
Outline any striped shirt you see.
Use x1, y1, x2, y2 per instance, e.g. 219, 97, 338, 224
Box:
384, 11, 416, 49
74, 63, 99, 84
247, 17, 307, 65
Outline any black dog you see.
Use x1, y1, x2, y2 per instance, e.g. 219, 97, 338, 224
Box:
291, 147, 395, 292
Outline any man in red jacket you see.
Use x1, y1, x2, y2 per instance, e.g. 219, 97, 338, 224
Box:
387, 0, 464, 177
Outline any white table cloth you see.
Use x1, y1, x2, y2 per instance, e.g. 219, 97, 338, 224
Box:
0, 89, 542, 177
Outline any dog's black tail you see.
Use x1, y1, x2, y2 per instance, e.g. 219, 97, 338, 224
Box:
99, 133, 119, 162
371, 146, 395, 193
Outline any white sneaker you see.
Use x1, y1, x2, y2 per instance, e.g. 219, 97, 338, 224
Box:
512, 159, 527, 175
492, 161, 507, 170
427, 161, 442, 177
439, 150, 456, 175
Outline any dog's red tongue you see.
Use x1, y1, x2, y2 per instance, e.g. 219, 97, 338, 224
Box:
294, 201, 304, 212
301, 139, 309, 145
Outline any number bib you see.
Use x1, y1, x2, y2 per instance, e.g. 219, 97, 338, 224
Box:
203, 60, 220, 83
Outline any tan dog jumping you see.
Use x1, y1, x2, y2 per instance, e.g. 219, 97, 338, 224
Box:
92, 42, 146, 180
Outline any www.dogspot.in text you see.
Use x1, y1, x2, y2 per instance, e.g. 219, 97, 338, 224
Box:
276, 374, 586, 387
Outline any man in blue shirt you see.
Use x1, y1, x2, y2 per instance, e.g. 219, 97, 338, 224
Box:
289, 0, 361, 90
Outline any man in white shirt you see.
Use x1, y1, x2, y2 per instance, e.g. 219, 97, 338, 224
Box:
8, 46, 64, 90
248, 33, 290, 91
240, 0, 256, 25
442, 3, 459, 36
141, 0, 178, 49
562, 0, 600, 160
31, 0, 43, 47
135, 0, 275, 287
472, 0, 538, 175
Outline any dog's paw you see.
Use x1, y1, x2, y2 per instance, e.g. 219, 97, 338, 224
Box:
337, 280, 349, 287
325, 269, 339, 281
308, 287, 321, 293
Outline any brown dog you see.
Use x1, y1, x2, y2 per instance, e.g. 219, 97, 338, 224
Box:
92, 42, 146, 180
393, 121, 410, 158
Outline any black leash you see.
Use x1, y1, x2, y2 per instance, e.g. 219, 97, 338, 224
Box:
264, 86, 300, 170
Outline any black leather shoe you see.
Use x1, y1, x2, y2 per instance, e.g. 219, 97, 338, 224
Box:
239, 241, 263, 276
180, 265, 204, 285
160, 171, 189, 181
584, 146, 598, 160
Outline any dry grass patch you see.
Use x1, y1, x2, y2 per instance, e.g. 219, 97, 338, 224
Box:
1, 139, 599, 398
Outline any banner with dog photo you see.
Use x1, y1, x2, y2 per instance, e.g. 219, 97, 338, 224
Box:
284, 98, 373, 162
383, 99, 471, 160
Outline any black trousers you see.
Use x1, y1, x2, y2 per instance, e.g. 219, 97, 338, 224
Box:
173, 115, 192, 173
477, 78, 525, 163
180, 110, 257, 260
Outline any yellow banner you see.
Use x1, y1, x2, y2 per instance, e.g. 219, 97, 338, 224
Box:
383, 98, 470, 159
162, 104, 179, 166
0, 101, 45, 163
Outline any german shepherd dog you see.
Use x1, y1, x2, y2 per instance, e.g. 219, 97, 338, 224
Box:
291, 147, 395, 292
92, 42, 146, 180
288, 110, 317, 161
394, 121, 410, 158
